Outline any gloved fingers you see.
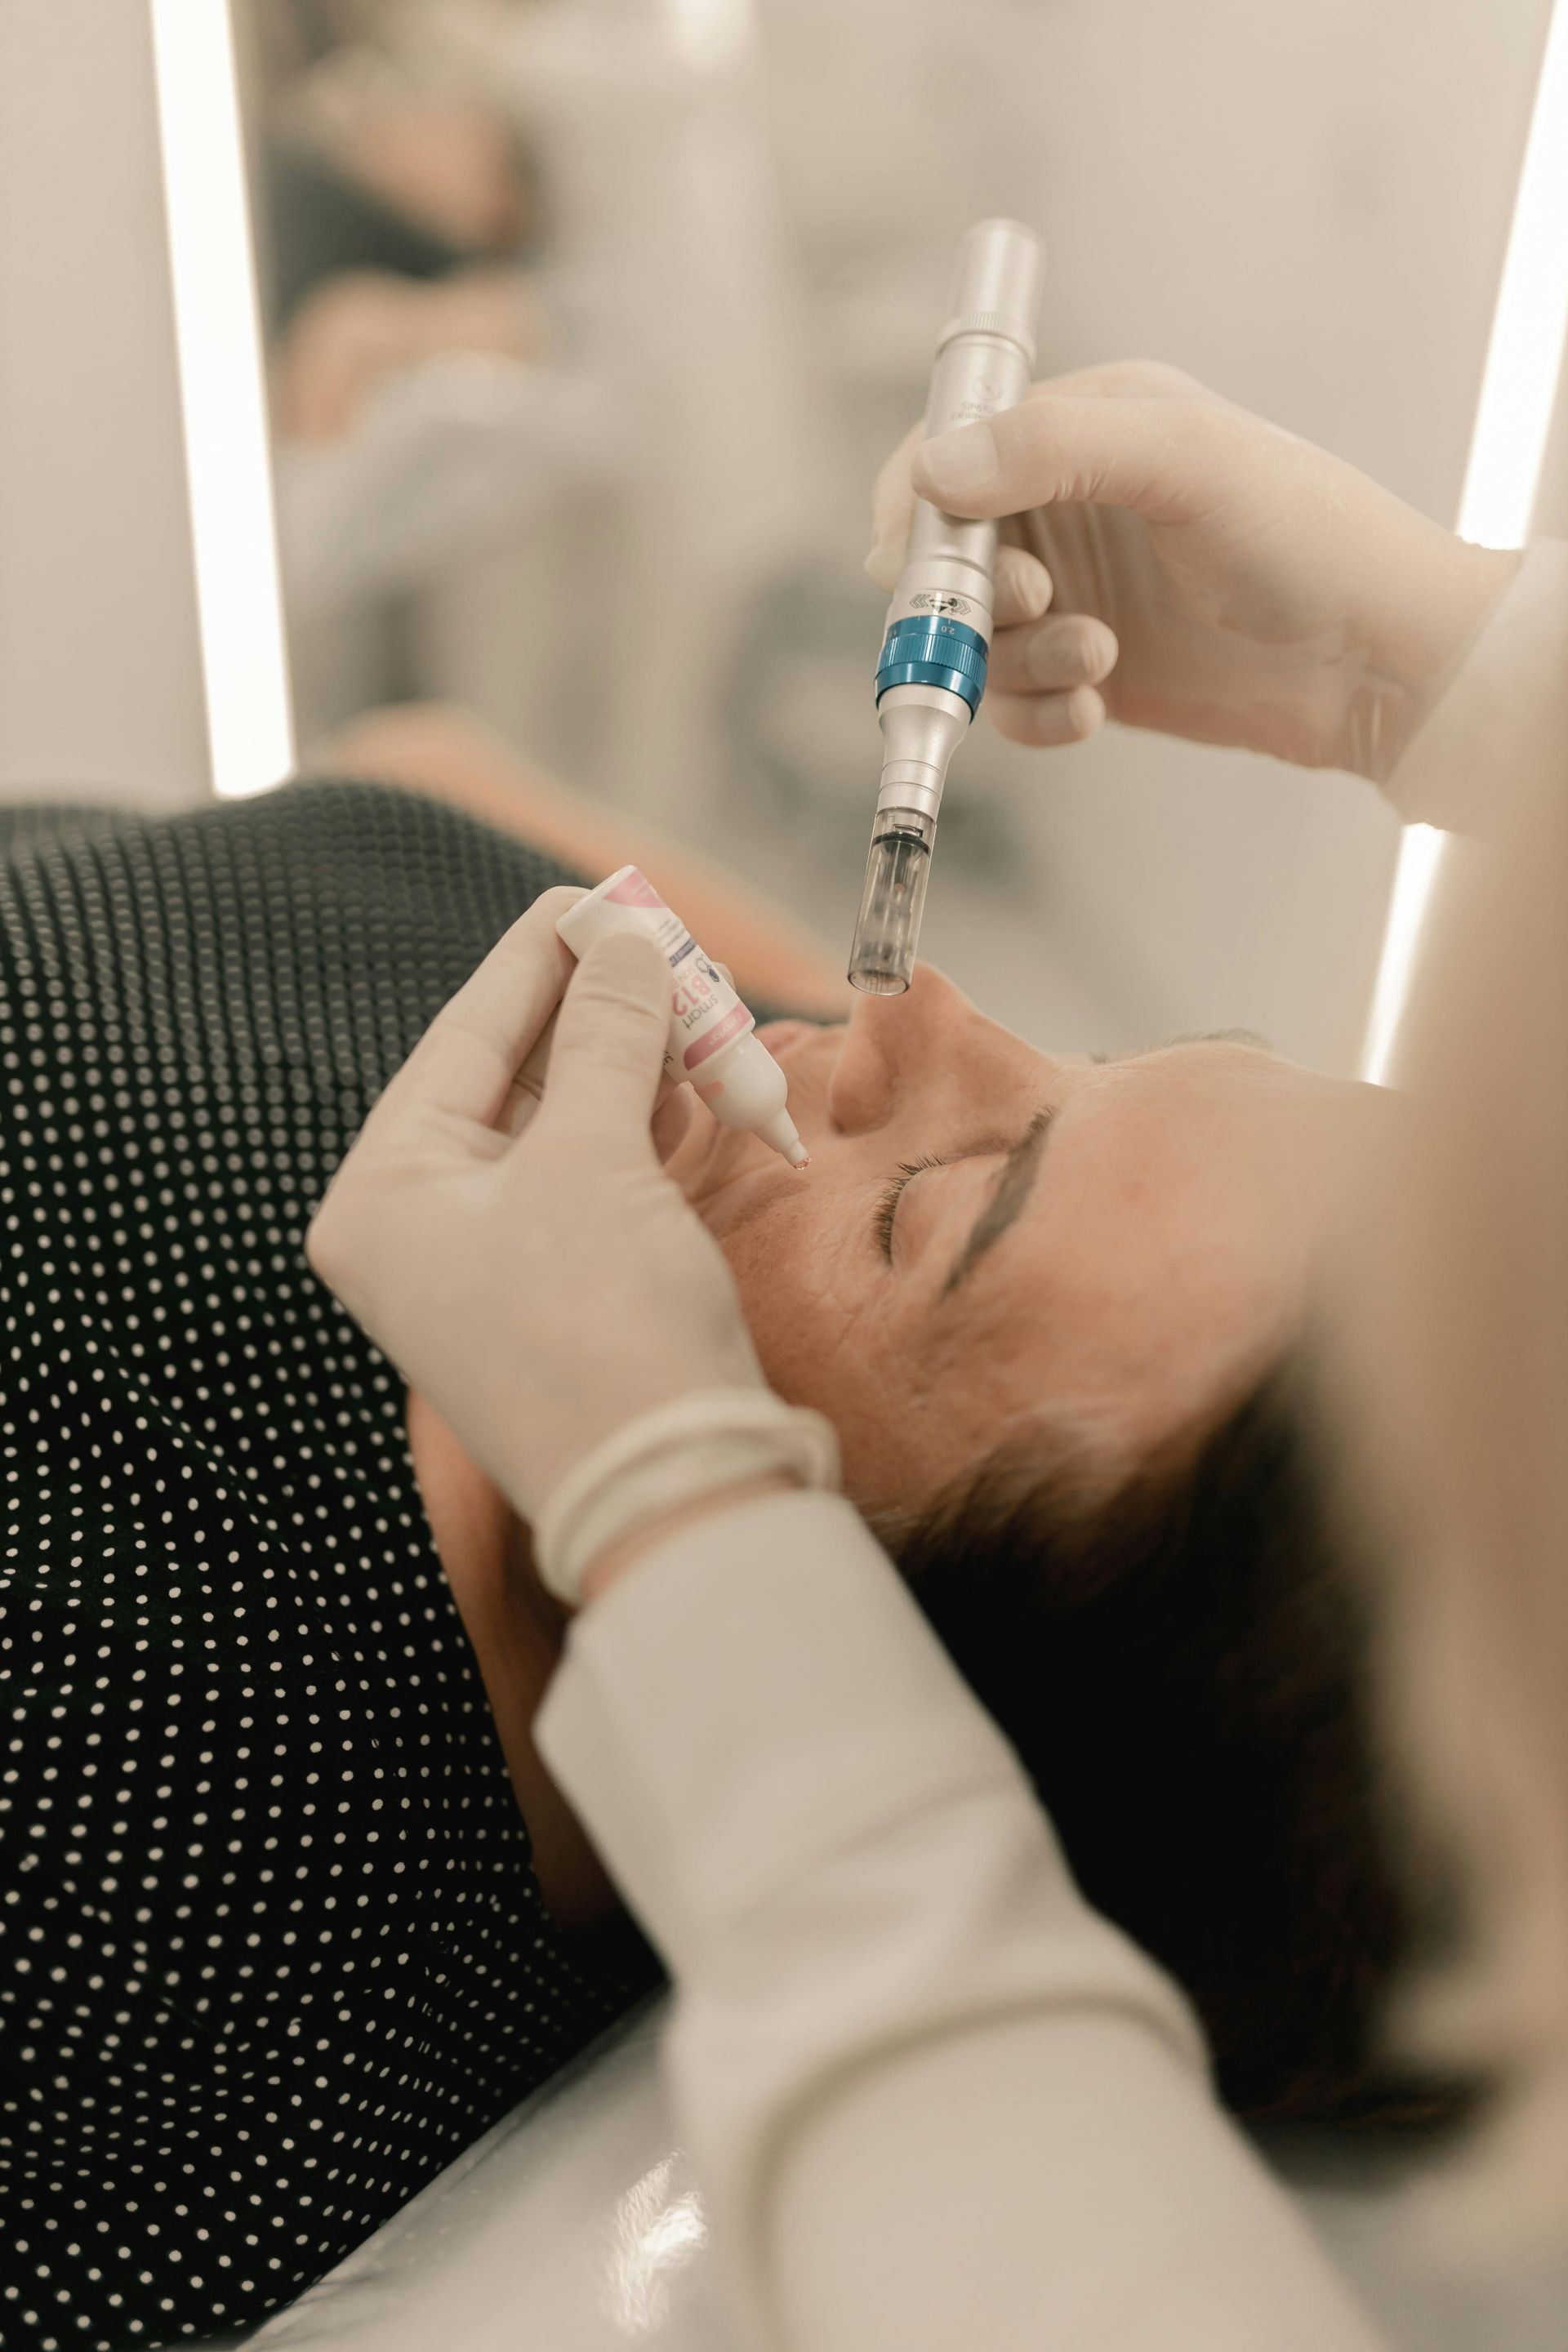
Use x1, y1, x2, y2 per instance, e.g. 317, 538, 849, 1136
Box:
505, 1010, 689, 1143
650, 1084, 696, 1165
532, 930, 671, 1154
1026, 357, 1212, 403
867, 433, 1060, 626
911, 390, 1224, 523
499, 1084, 542, 1142
500, 1004, 559, 1137
991, 542, 1054, 628
989, 612, 1118, 695
987, 684, 1107, 749
353, 884, 586, 1147
868, 469, 1058, 632
866, 420, 922, 588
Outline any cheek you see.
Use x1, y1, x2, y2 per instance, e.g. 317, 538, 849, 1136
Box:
719, 1215, 1013, 1516
717, 1204, 924, 1508
718, 1197, 868, 1393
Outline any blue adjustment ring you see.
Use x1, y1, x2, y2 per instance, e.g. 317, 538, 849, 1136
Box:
875, 615, 989, 714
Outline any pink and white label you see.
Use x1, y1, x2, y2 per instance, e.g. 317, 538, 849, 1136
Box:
684, 1001, 751, 1069
604, 867, 666, 910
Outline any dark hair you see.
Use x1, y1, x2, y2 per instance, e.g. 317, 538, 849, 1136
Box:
876, 1362, 1469, 2131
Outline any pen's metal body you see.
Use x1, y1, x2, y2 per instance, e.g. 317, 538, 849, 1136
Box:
849, 219, 1045, 993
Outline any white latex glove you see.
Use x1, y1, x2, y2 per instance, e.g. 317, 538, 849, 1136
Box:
306, 887, 768, 1527
868, 359, 1517, 782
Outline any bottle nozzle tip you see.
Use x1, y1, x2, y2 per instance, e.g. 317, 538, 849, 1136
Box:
755, 1111, 810, 1169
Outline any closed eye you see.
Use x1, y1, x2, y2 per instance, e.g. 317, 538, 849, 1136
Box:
872, 1111, 1055, 1281
873, 1155, 953, 1263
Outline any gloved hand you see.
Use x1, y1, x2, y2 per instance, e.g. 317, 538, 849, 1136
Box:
868, 360, 1517, 782
306, 887, 768, 1529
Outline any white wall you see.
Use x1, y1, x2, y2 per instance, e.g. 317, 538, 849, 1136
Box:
0, 0, 208, 808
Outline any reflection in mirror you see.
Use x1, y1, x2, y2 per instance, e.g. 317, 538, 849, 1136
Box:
236, 0, 1552, 1075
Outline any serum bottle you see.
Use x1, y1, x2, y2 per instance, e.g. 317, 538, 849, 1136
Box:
555, 868, 809, 1169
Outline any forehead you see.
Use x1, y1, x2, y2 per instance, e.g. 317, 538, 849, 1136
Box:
976, 1038, 1321, 1257
923, 1040, 1328, 1391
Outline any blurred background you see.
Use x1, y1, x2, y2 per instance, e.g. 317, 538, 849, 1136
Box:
1, 0, 1562, 1069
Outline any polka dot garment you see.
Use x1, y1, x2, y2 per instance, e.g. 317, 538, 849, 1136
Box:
0, 785, 654, 2351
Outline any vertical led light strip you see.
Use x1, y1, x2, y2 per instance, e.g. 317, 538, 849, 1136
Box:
149, 0, 294, 798
1358, 825, 1448, 1085
1360, 0, 1568, 1082
666, 0, 755, 71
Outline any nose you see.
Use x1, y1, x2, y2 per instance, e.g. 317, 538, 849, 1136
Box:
828, 964, 988, 1135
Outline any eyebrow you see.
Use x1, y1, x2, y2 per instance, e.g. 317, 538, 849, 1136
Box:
1090, 1026, 1275, 1062
941, 1107, 1054, 1298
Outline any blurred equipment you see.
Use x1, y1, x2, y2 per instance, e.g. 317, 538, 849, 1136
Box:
849, 217, 1045, 993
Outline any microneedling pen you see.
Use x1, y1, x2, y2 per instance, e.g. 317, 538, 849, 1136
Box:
849, 218, 1046, 995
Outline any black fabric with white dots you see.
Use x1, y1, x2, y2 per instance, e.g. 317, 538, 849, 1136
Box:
0, 785, 650, 2350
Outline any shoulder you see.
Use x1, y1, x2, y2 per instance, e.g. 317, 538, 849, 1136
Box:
185, 775, 583, 925
2, 776, 581, 969
0, 777, 584, 1094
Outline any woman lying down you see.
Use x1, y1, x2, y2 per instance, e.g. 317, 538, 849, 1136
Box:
0, 747, 1460, 2350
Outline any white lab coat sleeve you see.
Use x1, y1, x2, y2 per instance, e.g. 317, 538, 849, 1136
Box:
536, 1488, 1388, 2352
1386, 539, 1568, 835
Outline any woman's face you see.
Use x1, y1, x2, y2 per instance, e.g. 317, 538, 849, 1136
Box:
664, 967, 1367, 1513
